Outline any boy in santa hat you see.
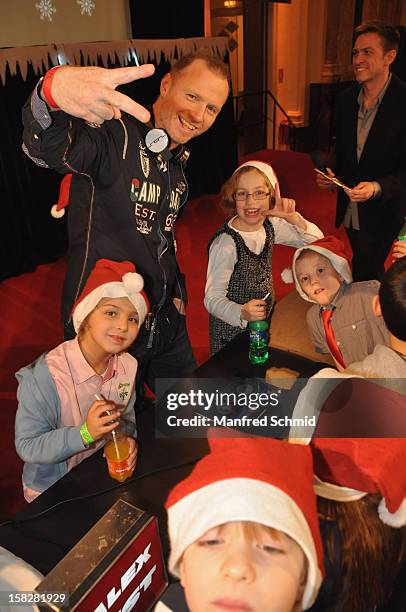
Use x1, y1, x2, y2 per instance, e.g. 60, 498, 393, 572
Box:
342, 255, 406, 378
155, 435, 324, 612
289, 256, 406, 442
15, 259, 149, 502
291, 236, 389, 369
305, 255, 406, 380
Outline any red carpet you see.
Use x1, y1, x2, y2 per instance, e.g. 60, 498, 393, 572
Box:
0, 150, 349, 520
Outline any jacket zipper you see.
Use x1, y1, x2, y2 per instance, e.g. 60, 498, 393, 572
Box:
118, 118, 128, 159
62, 121, 95, 324
173, 163, 189, 305
147, 155, 187, 349
147, 207, 168, 349
64, 119, 129, 324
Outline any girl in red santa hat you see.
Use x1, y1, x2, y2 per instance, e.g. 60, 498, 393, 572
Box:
309, 437, 406, 612
15, 259, 149, 502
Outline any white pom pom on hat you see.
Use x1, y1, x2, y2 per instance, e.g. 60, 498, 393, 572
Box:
122, 271, 144, 295
378, 497, 406, 528
72, 259, 150, 333
281, 267, 294, 284
50, 205, 66, 219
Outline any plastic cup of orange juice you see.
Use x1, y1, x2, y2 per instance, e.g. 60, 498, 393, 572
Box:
104, 433, 134, 482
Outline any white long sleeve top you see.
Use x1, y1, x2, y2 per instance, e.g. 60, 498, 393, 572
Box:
205, 215, 324, 328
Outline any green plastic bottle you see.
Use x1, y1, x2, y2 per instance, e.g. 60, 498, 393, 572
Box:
398, 217, 406, 242
249, 320, 269, 365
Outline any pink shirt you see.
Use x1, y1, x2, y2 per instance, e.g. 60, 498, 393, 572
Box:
45, 338, 137, 470
22, 339, 137, 503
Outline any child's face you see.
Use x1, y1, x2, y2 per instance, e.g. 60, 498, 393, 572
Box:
180, 522, 306, 612
80, 297, 140, 356
295, 252, 343, 305
234, 170, 271, 231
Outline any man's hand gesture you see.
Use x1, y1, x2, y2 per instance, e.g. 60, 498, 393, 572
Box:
47, 64, 155, 124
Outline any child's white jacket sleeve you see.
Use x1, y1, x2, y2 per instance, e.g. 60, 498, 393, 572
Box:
204, 233, 246, 328
272, 215, 324, 246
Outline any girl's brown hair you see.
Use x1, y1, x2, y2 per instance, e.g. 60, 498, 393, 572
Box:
316, 494, 406, 611
77, 314, 90, 340
219, 166, 275, 217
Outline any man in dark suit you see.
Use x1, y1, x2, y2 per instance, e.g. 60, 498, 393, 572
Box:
317, 21, 406, 281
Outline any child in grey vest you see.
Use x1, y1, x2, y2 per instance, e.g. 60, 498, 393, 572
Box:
205, 160, 323, 354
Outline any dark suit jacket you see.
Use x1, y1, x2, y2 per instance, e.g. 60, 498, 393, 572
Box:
334, 74, 406, 238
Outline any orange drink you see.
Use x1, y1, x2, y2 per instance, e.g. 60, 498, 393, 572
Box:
104, 434, 133, 482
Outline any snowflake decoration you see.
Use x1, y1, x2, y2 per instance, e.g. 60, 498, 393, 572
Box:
77, 0, 95, 16
35, 0, 56, 21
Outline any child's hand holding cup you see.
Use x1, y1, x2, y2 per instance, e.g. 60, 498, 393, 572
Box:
85, 397, 121, 442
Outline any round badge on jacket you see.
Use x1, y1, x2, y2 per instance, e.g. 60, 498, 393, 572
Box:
145, 128, 169, 153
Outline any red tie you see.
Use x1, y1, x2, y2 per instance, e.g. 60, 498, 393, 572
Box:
321, 308, 345, 369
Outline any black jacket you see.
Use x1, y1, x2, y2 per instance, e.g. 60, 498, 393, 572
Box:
334, 73, 406, 237
22, 95, 189, 324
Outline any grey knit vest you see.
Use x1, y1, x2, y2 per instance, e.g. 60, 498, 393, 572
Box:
208, 218, 275, 355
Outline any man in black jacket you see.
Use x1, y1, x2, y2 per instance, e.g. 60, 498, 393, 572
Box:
317, 21, 406, 281
22, 52, 230, 392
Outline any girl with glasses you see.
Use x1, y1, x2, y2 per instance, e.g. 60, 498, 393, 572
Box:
205, 160, 324, 354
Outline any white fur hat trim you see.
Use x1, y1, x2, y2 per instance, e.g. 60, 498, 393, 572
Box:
234, 160, 278, 189
72, 277, 148, 333
292, 244, 353, 302
313, 475, 367, 502
167, 478, 322, 610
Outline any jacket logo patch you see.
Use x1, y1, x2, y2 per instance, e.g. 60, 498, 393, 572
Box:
130, 178, 140, 202
130, 178, 161, 205
157, 154, 168, 173
136, 218, 152, 235
177, 181, 186, 194
117, 381, 130, 401
164, 212, 177, 232
139, 143, 150, 178
169, 189, 181, 211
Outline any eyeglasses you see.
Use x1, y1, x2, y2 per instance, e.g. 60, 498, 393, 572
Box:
233, 189, 270, 202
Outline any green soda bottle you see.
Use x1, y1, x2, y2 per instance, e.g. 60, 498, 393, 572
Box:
249, 320, 269, 365
398, 217, 406, 241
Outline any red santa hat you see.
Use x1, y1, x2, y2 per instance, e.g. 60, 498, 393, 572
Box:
166, 434, 324, 610
72, 259, 150, 333
282, 236, 353, 302
51, 173, 72, 218
234, 160, 278, 189
311, 438, 406, 528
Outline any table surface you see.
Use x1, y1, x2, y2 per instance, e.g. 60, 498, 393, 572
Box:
0, 338, 328, 575
195, 329, 329, 379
